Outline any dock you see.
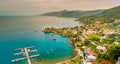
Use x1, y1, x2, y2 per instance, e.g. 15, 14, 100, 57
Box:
12, 46, 40, 64
24, 48, 32, 64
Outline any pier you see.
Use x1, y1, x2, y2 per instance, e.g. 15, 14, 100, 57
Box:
24, 48, 32, 64
12, 46, 40, 64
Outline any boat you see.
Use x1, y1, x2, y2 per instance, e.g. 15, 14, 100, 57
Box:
53, 38, 57, 41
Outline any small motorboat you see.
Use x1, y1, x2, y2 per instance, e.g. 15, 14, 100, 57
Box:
53, 38, 57, 41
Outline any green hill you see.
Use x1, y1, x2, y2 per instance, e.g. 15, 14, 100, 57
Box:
77, 6, 120, 24
99, 5, 120, 19
42, 10, 104, 18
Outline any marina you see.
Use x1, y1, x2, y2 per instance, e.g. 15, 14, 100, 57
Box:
12, 46, 40, 64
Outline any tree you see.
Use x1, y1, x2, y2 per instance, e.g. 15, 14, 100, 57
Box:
105, 43, 120, 63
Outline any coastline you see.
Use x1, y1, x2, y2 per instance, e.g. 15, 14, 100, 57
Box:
33, 56, 72, 64
32, 36, 75, 64
40, 14, 120, 64
56, 46, 79, 64
40, 17, 82, 63
42, 29, 82, 64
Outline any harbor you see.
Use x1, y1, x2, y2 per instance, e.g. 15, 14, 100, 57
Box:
12, 46, 40, 64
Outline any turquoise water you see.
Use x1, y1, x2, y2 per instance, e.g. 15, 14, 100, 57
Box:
0, 16, 80, 64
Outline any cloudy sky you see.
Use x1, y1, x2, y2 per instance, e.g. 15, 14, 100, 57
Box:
0, 0, 120, 15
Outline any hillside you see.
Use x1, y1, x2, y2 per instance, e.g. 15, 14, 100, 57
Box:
99, 5, 120, 19
77, 5, 120, 24
42, 10, 104, 18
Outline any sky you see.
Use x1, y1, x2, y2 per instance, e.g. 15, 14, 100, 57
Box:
0, 0, 120, 16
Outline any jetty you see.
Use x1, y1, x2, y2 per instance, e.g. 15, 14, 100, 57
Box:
12, 46, 40, 64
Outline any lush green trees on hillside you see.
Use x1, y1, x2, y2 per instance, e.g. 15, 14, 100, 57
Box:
77, 6, 120, 25
105, 44, 120, 63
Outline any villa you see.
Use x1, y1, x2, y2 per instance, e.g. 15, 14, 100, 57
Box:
96, 45, 106, 53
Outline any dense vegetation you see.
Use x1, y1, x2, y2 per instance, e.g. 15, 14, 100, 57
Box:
96, 43, 120, 64
77, 6, 120, 24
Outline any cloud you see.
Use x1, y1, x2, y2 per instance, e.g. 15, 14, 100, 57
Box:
0, 0, 120, 15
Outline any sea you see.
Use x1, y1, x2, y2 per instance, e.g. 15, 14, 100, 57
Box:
0, 16, 80, 64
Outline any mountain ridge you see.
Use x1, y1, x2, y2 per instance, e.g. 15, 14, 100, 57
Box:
42, 9, 104, 18
76, 5, 120, 24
